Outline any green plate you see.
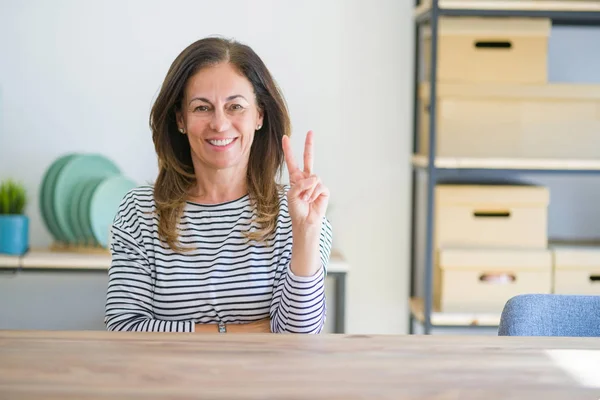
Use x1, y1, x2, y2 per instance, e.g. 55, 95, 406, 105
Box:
68, 180, 95, 246
78, 178, 105, 246
39, 154, 78, 243
89, 176, 137, 248
54, 154, 121, 244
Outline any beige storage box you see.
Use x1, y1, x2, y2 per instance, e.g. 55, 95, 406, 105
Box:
435, 184, 549, 249
423, 16, 550, 84
418, 83, 600, 159
435, 247, 552, 313
552, 243, 600, 295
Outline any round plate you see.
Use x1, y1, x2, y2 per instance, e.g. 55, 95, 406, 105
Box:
89, 176, 137, 248
54, 154, 121, 244
67, 180, 93, 245
39, 154, 78, 243
78, 178, 105, 246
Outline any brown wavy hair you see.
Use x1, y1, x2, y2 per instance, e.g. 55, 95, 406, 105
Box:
149, 37, 291, 252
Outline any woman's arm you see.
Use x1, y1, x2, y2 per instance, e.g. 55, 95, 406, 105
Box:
289, 225, 322, 277
271, 131, 333, 333
105, 218, 197, 332
269, 216, 333, 334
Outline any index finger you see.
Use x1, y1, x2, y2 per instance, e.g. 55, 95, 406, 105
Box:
303, 130, 314, 175
282, 135, 299, 175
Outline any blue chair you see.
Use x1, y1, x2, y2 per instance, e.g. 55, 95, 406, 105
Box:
498, 294, 600, 337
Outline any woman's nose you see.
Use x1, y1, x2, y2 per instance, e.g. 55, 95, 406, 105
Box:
210, 108, 231, 132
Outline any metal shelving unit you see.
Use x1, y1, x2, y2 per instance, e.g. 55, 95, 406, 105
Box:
409, 0, 600, 335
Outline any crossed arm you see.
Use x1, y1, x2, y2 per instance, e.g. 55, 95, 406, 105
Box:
194, 319, 271, 333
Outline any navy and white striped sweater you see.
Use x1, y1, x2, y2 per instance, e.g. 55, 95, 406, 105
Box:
104, 185, 333, 333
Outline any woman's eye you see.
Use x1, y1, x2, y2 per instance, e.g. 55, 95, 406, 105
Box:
194, 105, 209, 112
230, 104, 244, 111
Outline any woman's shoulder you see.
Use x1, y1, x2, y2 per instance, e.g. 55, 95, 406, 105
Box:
118, 185, 156, 210
114, 185, 156, 226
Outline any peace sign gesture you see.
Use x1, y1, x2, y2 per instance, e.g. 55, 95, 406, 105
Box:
282, 130, 330, 230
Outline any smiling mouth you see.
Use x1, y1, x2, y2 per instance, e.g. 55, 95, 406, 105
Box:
207, 138, 236, 147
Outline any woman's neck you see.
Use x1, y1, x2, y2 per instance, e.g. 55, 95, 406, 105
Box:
189, 166, 248, 205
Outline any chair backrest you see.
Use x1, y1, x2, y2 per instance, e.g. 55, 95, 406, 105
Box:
498, 294, 600, 337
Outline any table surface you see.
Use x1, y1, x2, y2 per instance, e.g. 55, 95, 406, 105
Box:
1, 331, 600, 399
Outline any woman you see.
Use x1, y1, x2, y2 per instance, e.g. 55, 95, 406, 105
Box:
104, 37, 333, 334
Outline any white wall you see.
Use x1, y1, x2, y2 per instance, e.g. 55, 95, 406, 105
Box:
0, 0, 414, 334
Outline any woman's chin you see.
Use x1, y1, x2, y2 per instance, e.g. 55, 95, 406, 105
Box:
207, 157, 240, 171
193, 151, 247, 172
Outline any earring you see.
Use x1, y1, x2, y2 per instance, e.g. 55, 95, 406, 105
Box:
179, 128, 185, 134
256, 125, 262, 130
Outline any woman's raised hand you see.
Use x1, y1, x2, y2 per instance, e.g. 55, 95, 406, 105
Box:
282, 130, 330, 231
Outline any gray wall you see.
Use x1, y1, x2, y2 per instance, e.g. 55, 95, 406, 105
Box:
548, 25, 600, 84
0, 270, 108, 330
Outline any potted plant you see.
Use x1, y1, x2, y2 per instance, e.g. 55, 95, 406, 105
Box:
0, 179, 29, 255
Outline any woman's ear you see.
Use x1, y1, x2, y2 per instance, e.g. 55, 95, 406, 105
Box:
256, 108, 264, 131
175, 109, 186, 134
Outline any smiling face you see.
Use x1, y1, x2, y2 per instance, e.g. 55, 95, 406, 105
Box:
176, 62, 264, 173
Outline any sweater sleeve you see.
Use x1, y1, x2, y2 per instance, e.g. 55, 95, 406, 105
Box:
270, 216, 333, 334
104, 193, 195, 333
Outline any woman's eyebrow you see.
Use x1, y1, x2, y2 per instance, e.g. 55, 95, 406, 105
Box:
189, 94, 247, 105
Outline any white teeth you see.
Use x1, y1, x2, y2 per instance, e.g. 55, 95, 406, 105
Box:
208, 138, 234, 147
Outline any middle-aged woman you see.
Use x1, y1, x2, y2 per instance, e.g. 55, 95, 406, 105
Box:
104, 37, 333, 334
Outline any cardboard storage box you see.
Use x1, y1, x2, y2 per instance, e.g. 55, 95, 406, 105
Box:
435, 184, 549, 249
552, 243, 600, 295
423, 16, 550, 84
435, 247, 553, 313
418, 83, 600, 159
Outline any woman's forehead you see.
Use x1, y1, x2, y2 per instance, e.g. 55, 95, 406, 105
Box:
185, 63, 254, 101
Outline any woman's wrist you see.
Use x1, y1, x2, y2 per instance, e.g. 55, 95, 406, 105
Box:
290, 226, 321, 277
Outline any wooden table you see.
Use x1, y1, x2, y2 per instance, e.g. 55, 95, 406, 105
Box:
1, 331, 600, 399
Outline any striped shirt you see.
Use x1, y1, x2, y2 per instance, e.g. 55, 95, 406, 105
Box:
104, 185, 333, 333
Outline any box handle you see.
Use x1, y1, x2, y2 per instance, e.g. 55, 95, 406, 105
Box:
589, 275, 600, 283
474, 40, 512, 49
473, 210, 511, 218
479, 273, 516, 284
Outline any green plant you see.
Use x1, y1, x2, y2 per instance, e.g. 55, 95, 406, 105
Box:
0, 179, 27, 215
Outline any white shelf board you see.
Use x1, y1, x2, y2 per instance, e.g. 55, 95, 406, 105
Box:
415, 0, 600, 18
411, 297, 501, 327
0, 254, 20, 268
0, 249, 350, 274
412, 154, 600, 171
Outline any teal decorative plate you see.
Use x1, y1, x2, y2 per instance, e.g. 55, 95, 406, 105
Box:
66, 181, 87, 245
68, 179, 97, 246
39, 154, 78, 243
78, 178, 105, 246
53, 154, 121, 245
89, 176, 137, 248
